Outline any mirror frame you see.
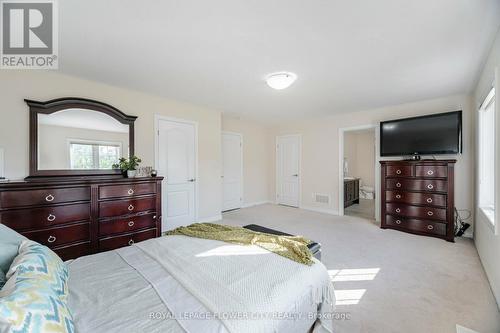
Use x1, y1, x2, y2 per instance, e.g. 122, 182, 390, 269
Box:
26, 97, 137, 178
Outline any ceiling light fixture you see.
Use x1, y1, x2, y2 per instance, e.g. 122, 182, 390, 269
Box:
265, 72, 297, 90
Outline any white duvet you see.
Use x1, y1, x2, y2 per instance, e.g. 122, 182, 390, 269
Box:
68, 235, 335, 333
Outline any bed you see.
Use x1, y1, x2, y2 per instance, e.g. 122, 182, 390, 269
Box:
67, 234, 336, 333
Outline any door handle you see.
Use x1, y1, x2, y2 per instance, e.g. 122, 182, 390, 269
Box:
188, 179, 196, 182
292, 174, 299, 177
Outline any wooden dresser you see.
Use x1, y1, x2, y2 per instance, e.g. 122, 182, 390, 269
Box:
380, 160, 456, 242
0, 177, 163, 260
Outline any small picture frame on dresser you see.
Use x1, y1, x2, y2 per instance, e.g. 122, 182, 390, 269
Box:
135, 166, 153, 178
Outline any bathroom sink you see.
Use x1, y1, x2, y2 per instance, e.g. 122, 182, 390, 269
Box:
344, 177, 356, 180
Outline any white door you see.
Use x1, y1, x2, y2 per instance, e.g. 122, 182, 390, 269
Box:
222, 133, 242, 211
276, 135, 301, 207
157, 118, 197, 231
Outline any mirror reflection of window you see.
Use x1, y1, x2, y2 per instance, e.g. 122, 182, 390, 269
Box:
37, 109, 129, 170
69, 141, 122, 170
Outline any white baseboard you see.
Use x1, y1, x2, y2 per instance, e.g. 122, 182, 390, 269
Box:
300, 205, 339, 216
198, 214, 222, 223
242, 201, 272, 208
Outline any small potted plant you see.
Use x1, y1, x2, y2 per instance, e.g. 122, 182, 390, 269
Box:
113, 156, 142, 178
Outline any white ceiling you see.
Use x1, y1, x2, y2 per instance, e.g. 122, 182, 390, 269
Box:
39, 109, 129, 133
60, 0, 500, 122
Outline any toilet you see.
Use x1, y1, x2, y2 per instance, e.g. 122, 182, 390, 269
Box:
359, 185, 374, 200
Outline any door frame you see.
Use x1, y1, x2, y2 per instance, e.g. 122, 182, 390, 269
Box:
221, 131, 244, 211
275, 134, 302, 208
154, 114, 199, 222
338, 124, 380, 222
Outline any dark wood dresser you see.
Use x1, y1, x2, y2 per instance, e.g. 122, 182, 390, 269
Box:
380, 160, 456, 242
344, 178, 360, 208
0, 177, 163, 260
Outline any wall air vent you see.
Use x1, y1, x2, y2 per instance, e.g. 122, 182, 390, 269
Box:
313, 193, 330, 205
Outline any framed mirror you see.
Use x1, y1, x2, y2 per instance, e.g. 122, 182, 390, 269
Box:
26, 98, 137, 178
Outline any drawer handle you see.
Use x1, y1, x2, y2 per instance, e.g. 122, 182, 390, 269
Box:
427, 170, 434, 176
426, 198, 433, 203
395, 194, 402, 199
128, 221, 135, 227
153, 215, 157, 220
396, 182, 402, 188
395, 208, 401, 213
427, 225, 434, 230
128, 189, 134, 195
427, 184, 434, 190
128, 239, 134, 246
427, 211, 434, 216
396, 169, 402, 175
47, 214, 56, 222
47, 235, 56, 243
45, 194, 55, 202
128, 205, 134, 211
395, 219, 402, 225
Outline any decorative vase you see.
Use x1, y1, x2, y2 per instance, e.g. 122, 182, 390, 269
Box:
127, 170, 136, 178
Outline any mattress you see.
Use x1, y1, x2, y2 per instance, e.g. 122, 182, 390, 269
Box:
67, 235, 335, 333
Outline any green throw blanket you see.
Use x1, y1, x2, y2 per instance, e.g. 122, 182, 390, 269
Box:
165, 223, 314, 265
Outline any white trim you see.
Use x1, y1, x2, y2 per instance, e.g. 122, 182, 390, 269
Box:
300, 205, 339, 216
154, 114, 200, 223
338, 125, 380, 222
477, 81, 498, 236
198, 215, 222, 223
241, 200, 272, 208
221, 131, 244, 211
275, 134, 302, 208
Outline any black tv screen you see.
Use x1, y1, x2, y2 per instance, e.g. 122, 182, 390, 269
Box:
380, 111, 462, 156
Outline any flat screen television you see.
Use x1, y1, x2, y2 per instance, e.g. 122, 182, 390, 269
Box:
380, 111, 462, 157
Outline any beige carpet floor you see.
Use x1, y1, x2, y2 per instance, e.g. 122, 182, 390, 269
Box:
222, 204, 500, 333
345, 199, 375, 220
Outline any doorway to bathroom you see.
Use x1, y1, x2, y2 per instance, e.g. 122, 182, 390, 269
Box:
339, 126, 377, 220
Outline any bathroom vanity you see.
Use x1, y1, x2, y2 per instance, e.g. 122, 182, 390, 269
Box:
344, 178, 360, 208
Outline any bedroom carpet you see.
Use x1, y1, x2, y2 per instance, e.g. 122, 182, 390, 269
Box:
221, 204, 500, 333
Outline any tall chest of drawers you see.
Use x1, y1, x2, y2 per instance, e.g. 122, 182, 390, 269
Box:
0, 177, 163, 260
380, 160, 456, 242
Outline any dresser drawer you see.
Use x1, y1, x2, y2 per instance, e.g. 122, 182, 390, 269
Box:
22, 223, 90, 248
0, 187, 90, 209
99, 183, 156, 199
386, 179, 447, 192
0, 203, 90, 231
415, 165, 447, 178
386, 165, 413, 177
385, 191, 446, 207
386, 203, 446, 221
53, 242, 91, 261
99, 228, 156, 252
99, 213, 157, 236
386, 215, 446, 237
99, 197, 156, 218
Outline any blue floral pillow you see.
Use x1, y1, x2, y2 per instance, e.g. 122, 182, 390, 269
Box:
0, 240, 75, 333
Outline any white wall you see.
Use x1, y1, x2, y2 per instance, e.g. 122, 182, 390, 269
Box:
344, 129, 376, 188
0, 71, 222, 221
270, 94, 474, 220
221, 115, 273, 206
473, 28, 500, 308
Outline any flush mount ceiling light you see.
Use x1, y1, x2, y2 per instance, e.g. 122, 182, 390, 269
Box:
265, 72, 297, 90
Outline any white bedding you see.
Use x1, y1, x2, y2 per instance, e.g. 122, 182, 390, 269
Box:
67, 235, 335, 333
